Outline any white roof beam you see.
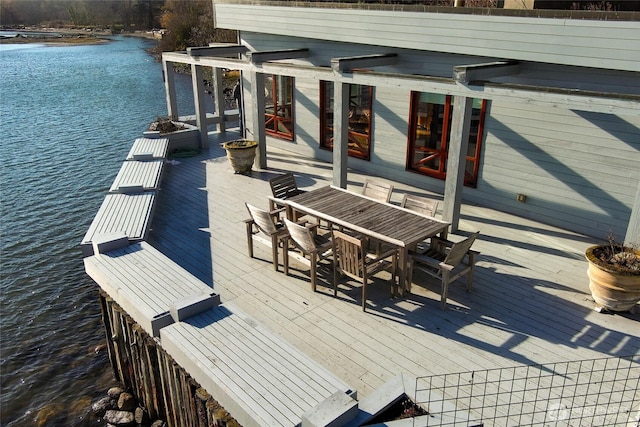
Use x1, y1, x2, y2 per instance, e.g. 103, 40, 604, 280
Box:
248, 48, 310, 64
331, 53, 397, 72
453, 60, 520, 83
187, 44, 248, 57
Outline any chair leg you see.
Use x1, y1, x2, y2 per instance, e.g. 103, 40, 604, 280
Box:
283, 238, 290, 276
311, 254, 317, 292
441, 271, 451, 310
246, 223, 254, 258
362, 273, 368, 311
271, 236, 279, 271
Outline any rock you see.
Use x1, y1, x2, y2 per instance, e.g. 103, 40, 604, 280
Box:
103, 409, 135, 426
91, 396, 114, 417
107, 386, 125, 399
150, 420, 167, 427
134, 407, 149, 425
117, 392, 137, 411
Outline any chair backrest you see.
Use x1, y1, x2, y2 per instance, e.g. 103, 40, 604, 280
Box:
361, 180, 394, 203
332, 229, 365, 281
270, 173, 299, 200
284, 218, 317, 253
401, 194, 438, 217
444, 232, 479, 267
246, 203, 279, 235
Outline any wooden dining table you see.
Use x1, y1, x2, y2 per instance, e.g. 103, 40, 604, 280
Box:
281, 185, 450, 296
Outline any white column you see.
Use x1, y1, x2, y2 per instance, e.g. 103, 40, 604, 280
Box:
162, 59, 178, 120
250, 71, 266, 168
442, 95, 473, 233
191, 63, 209, 149
625, 179, 640, 246
333, 82, 349, 188
213, 67, 226, 133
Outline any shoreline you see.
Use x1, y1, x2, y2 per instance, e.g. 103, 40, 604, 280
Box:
0, 27, 159, 45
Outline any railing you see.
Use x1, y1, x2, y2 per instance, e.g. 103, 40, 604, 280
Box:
414, 355, 640, 426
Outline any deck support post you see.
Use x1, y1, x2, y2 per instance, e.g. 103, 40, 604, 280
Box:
625, 179, 640, 246
213, 67, 226, 133
250, 71, 267, 168
191, 64, 209, 149
163, 59, 179, 120
443, 95, 473, 233
333, 82, 349, 188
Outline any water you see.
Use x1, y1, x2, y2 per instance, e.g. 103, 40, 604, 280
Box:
0, 36, 198, 426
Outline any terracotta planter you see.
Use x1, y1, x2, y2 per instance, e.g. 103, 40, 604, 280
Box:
222, 139, 258, 174
585, 245, 640, 312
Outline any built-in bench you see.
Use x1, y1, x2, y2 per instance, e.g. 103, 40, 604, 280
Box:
125, 137, 169, 161
160, 301, 355, 427
84, 238, 356, 427
109, 159, 165, 193
84, 239, 219, 337
81, 137, 169, 256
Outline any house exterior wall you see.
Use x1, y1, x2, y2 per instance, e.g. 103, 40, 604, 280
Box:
212, 2, 640, 241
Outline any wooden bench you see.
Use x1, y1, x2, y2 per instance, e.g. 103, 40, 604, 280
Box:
125, 137, 169, 161
160, 301, 355, 427
80, 192, 157, 256
109, 159, 165, 193
84, 241, 218, 337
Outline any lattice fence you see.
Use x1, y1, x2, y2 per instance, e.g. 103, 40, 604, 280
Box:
412, 355, 640, 426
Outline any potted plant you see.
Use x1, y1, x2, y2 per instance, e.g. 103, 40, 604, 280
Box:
146, 117, 200, 151
222, 139, 258, 174
585, 234, 640, 313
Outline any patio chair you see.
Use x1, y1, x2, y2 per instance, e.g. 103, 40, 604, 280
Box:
269, 173, 307, 215
401, 193, 439, 217
408, 232, 480, 310
283, 218, 333, 292
244, 203, 289, 271
361, 179, 394, 203
332, 229, 397, 311
400, 193, 440, 253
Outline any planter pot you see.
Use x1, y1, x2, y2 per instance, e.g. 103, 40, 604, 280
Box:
223, 139, 258, 175
145, 121, 200, 151
585, 245, 640, 312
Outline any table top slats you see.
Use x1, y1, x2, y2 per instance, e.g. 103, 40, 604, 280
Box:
287, 186, 449, 247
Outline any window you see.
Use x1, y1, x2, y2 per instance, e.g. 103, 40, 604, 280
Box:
265, 75, 294, 140
406, 92, 486, 187
320, 81, 373, 160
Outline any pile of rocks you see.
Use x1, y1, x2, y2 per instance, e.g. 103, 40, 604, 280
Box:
91, 386, 165, 427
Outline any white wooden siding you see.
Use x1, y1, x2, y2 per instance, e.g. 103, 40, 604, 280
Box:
232, 31, 639, 240
216, 4, 640, 72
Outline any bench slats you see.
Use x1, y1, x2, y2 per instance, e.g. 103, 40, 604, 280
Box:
126, 137, 169, 160
84, 242, 215, 336
160, 301, 353, 427
81, 192, 156, 251
110, 160, 164, 193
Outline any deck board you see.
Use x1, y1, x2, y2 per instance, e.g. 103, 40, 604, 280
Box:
146, 130, 640, 414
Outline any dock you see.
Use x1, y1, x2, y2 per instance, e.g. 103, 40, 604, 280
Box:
84, 128, 640, 426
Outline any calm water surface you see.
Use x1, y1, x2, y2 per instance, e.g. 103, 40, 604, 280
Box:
0, 36, 198, 426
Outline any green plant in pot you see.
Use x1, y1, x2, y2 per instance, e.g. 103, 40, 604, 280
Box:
585, 233, 640, 313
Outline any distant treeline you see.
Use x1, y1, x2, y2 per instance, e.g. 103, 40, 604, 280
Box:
0, 0, 237, 52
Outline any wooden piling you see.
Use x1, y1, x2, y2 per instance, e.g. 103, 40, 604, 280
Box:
98, 292, 238, 426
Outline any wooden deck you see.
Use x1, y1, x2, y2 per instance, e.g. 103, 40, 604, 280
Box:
147, 129, 640, 402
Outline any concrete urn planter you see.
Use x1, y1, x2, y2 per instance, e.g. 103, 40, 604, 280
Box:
223, 139, 258, 174
585, 245, 640, 313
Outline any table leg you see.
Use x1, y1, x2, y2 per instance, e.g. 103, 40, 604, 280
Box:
398, 248, 410, 297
